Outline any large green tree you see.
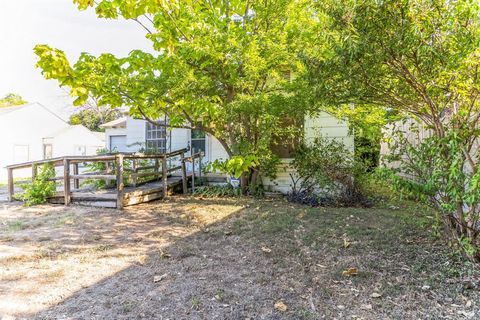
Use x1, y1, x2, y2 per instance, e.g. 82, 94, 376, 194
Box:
34, 0, 317, 189
308, 0, 480, 261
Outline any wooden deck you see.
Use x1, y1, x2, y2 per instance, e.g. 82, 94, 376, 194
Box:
5, 148, 205, 209
47, 175, 190, 208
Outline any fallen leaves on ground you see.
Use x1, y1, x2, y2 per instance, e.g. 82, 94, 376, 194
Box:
342, 267, 358, 277
153, 273, 168, 283
261, 246, 272, 253
274, 301, 288, 312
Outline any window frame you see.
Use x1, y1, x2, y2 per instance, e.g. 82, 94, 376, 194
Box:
145, 121, 167, 153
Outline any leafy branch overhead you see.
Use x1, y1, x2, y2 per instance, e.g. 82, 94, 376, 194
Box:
34, 0, 318, 186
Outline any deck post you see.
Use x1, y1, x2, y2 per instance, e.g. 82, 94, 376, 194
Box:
73, 163, 79, 189
116, 154, 124, 210
181, 152, 188, 194
162, 156, 168, 198
32, 164, 37, 182
198, 152, 202, 185
63, 158, 71, 205
7, 168, 14, 201
191, 148, 196, 193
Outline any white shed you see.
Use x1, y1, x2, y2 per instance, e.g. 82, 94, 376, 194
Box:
0, 103, 104, 181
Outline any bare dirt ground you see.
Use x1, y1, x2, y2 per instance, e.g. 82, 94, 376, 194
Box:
1, 195, 479, 319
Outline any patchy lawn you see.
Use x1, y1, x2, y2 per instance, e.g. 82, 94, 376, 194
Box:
0, 196, 479, 319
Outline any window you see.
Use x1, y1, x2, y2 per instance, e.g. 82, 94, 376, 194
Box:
145, 122, 167, 153
43, 144, 53, 159
191, 128, 206, 153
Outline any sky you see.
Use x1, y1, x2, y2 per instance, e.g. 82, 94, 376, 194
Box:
0, 0, 152, 119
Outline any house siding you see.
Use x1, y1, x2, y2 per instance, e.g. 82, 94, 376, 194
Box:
126, 118, 146, 152
101, 112, 353, 194
0, 103, 103, 181
262, 112, 354, 194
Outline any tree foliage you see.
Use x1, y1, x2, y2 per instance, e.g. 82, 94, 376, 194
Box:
34, 0, 318, 190
308, 0, 480, 261
69, 97, 121, 132
0, 93, 26, 108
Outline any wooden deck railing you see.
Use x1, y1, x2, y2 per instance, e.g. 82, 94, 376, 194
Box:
5, 148, 204, 209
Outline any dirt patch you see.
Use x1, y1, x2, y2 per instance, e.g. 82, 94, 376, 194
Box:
0, 196, 479, 319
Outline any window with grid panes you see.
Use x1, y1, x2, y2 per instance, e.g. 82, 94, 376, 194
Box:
145, 122, 167, 153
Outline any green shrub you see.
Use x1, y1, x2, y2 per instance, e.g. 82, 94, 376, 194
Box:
21, 163, 56, 206
289, 136, 370, 206
381, 126, 480, 262
192, 185, 240, 197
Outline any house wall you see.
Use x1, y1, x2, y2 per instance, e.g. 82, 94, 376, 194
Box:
103, 112, 353, 194
51, 126, 104, 157
0, 104, 68, 181
262, 112, 354, 194
126, 118, 146, 152
0, 104, 106, 181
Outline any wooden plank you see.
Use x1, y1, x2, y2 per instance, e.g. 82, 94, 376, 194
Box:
31, 164, 37, 181
116, 154, 124, 210
162, 157, 168, 198
63, 159, 71, 205
192, 149, 196, 192
71, 193, 117, 200
73, 163, 79, 189
48, 176, 65, 181
132, 172, 162, 179
70, 174, 116, 180
7, 168, 14, 201
181, 153, 187, 194
123, 192, 163, 206
124, 177, 183, 198
167, 165, 182, 173
6, 157, 64, 169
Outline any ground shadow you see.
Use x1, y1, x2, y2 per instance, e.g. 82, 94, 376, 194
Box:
3, 196, 478, 319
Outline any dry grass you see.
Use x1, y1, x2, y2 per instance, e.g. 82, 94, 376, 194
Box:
0, 196, 479, 319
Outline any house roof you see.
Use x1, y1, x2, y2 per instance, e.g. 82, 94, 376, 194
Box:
0, 102, 67, 123
45, 124, 104, 141
100, 117, 127, 128
0, 104, 29, 116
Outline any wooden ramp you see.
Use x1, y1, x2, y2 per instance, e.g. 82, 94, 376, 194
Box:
48, 175, 188, 208
6, 148, 205, 209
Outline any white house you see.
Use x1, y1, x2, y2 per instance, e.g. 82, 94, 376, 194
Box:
0, 102, 105, 181
101, 112, 353, 193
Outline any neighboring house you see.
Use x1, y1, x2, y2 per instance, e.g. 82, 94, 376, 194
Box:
0, 102, 105, 181
101, 112, 353, 193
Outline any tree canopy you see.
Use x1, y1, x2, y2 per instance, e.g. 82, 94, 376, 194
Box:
306, 0, 480, 261
69, 97, 121, 132
34, 0, 319, 188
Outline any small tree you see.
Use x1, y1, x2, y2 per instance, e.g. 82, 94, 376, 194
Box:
309, 0, 480, 261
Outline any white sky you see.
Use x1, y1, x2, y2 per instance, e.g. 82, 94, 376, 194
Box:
0, 0, 151, 119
